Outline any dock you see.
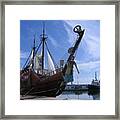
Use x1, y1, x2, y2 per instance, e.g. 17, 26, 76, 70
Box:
64, 84, 88, 91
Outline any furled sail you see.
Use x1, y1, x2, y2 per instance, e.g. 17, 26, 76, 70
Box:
34, 54, 42, 70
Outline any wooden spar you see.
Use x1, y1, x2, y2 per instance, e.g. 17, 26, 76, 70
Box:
32, 35, 36, 69
41, 22, 46, 71
42, 33, 45, 70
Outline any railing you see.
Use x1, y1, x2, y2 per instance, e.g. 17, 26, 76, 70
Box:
21, 67, 63, 79
35, 67, 63, 76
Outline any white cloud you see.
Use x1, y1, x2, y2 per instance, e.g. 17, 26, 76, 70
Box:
20, 51, 30, 59
85, 34, 100, 59
63, 20, 100, 61
73, 60, 100, 84
77, 60, 100, 70
48, 35, 59, 47
63, 21, 76, 45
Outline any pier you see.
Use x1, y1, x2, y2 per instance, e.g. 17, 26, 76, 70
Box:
64, 84, 88, 91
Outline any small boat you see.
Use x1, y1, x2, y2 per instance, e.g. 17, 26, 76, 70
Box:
20, 24, 85, 97
88, 72, 100, 91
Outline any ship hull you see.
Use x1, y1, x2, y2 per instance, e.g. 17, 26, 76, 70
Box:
88, 84, 100, 91
20, 69, 66, 97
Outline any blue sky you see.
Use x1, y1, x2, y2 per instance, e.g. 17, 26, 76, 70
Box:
20, 20, 100, 84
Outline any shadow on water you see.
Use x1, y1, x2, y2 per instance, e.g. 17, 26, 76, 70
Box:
20, 90, 100, 100
87, 89, 100, 100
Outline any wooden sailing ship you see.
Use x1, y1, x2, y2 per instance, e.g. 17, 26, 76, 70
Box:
20, 24, 85, 97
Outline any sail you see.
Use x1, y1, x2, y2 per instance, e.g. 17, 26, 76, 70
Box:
34, 54, 42, 70
29, 49, 34, 67
47, 51, 56, 72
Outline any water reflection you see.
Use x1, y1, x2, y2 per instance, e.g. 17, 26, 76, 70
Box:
88, 90, 100, 100
56, 90, 100, 100
20, 90, 100, 100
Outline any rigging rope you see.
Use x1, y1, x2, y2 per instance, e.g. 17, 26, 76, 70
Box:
22, 40, 42, 69
22, 50, 32, 69
34, 40, 42, 55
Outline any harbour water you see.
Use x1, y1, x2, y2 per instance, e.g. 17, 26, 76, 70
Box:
21, 90, 100, 100
56, 91, 100, 100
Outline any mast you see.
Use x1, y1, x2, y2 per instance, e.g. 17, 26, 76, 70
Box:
32, 35, 35, 68
41, 22, 47, 71
95, 72, 97, 80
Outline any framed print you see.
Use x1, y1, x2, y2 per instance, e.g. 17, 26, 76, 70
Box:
0, 0, 119, 119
